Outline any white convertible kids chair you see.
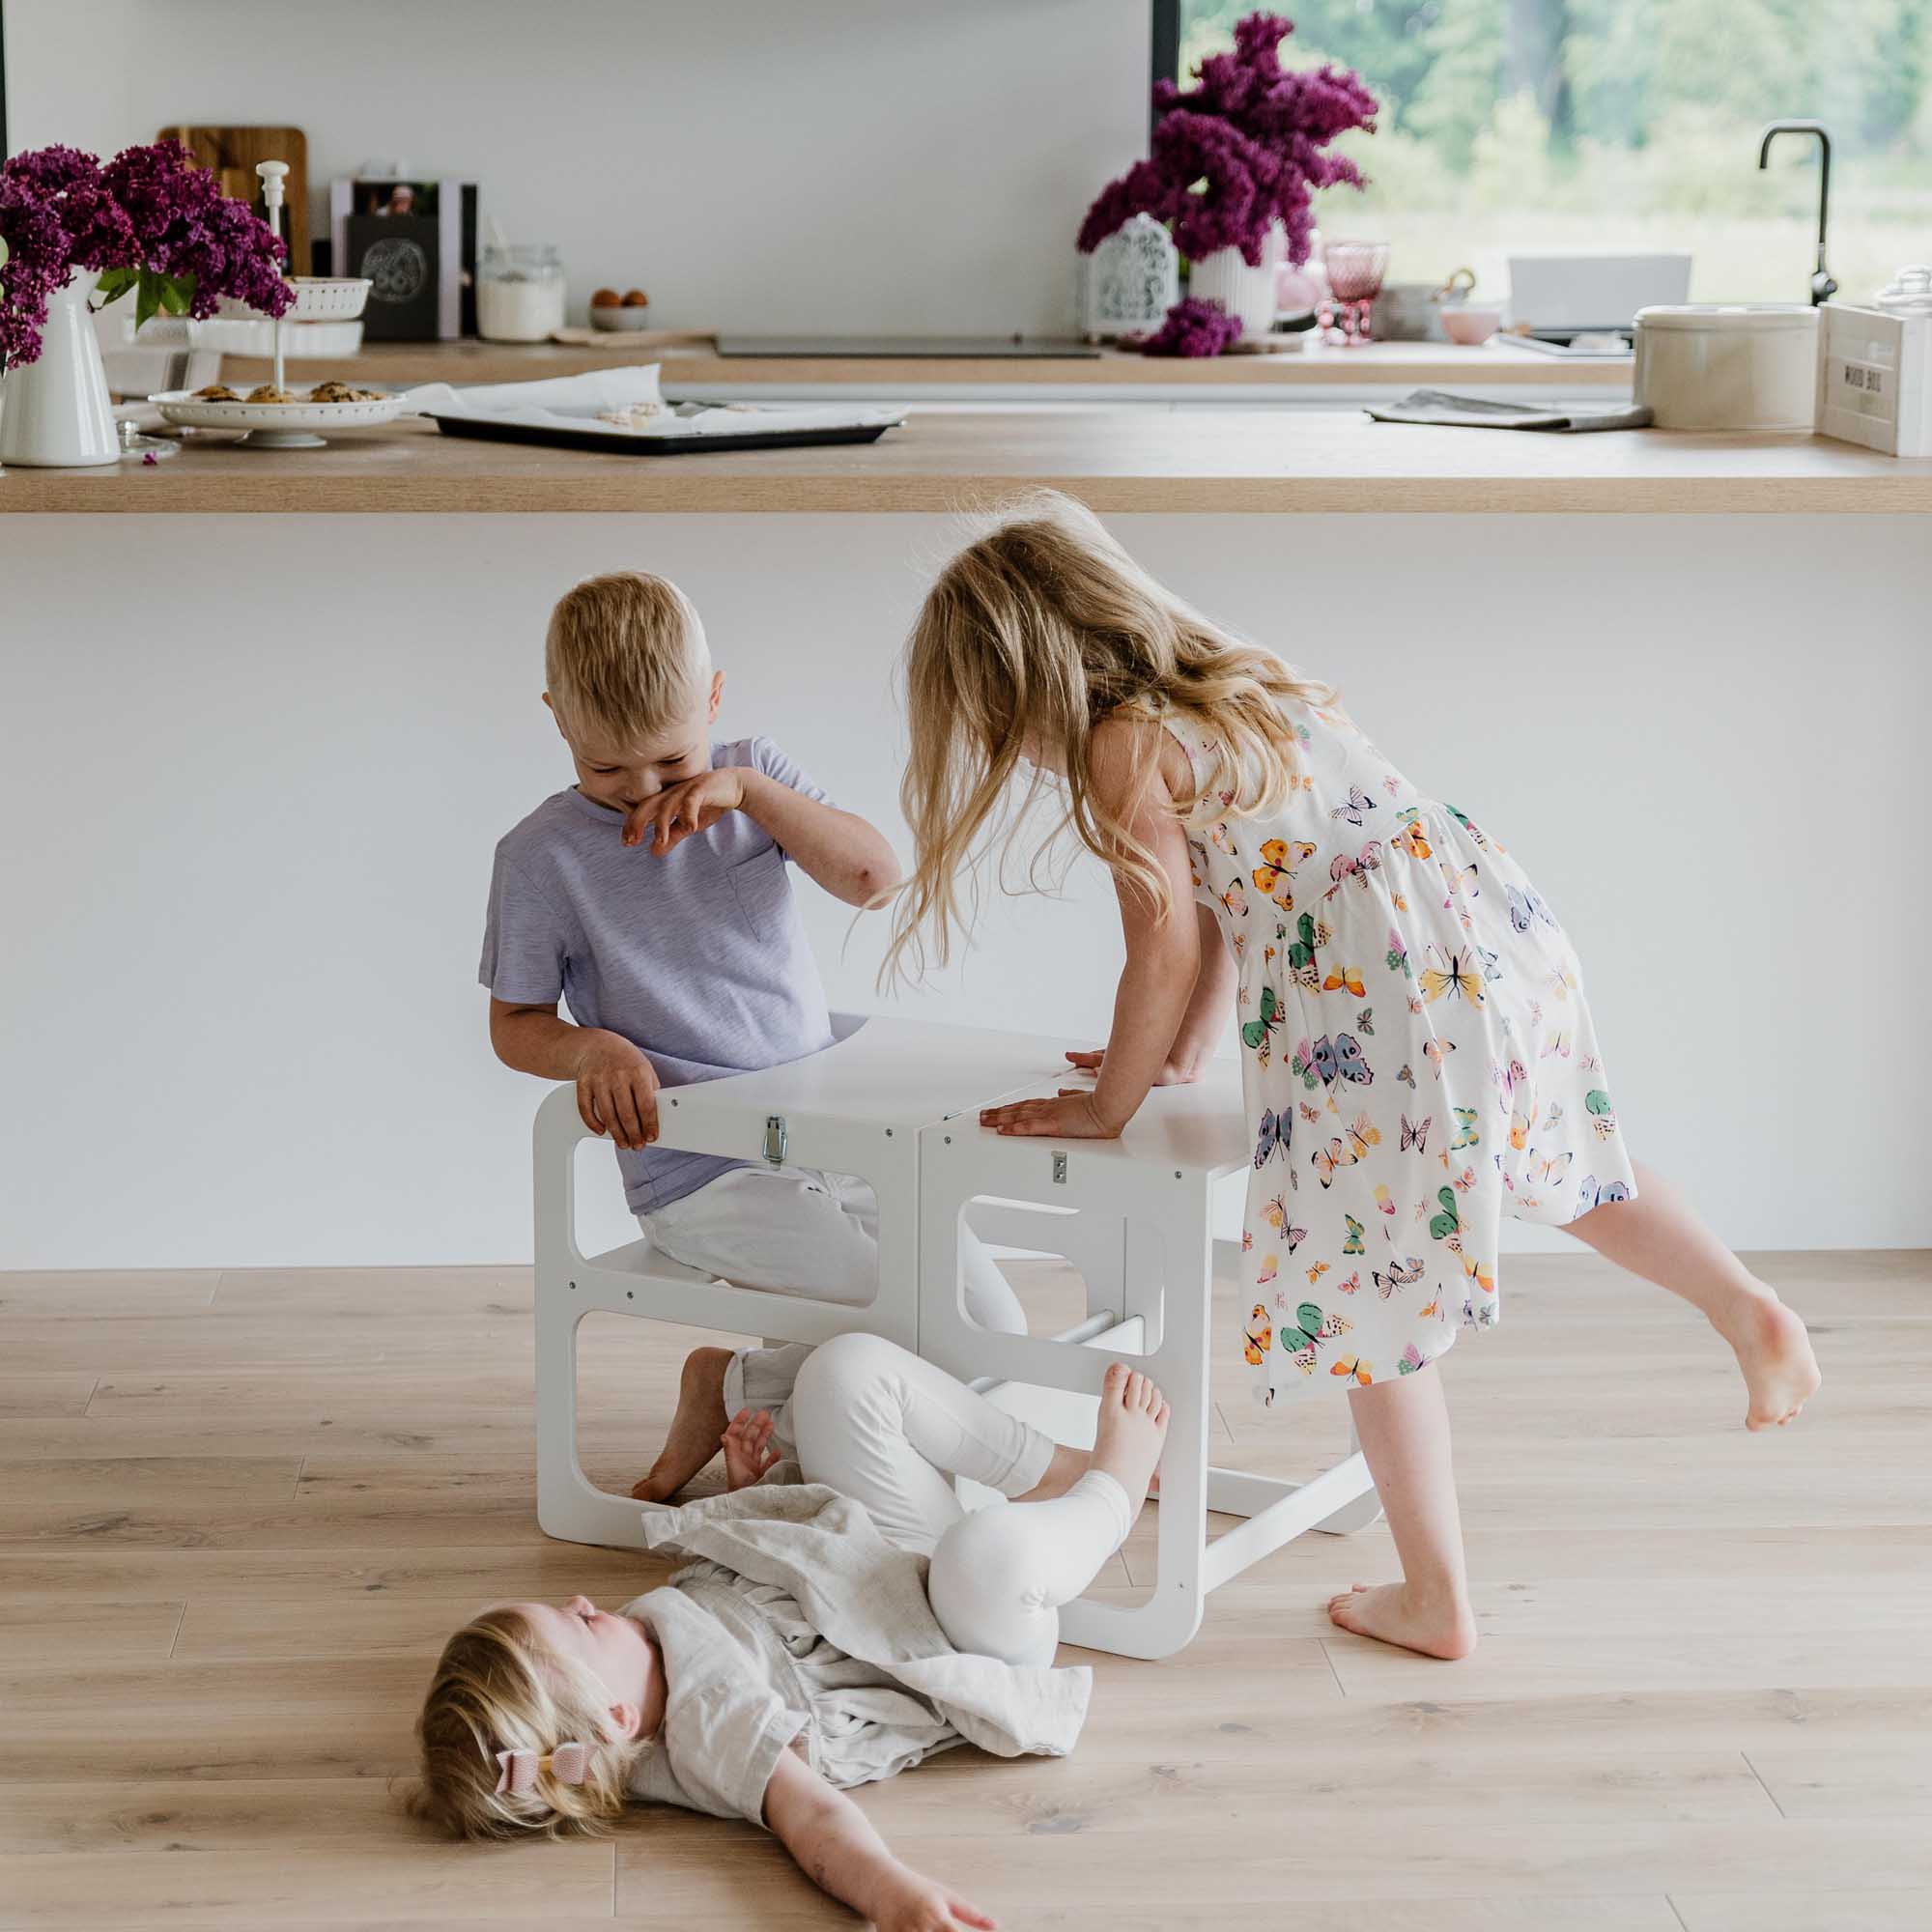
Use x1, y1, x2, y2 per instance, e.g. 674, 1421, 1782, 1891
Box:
532, 1012, 1379, 1656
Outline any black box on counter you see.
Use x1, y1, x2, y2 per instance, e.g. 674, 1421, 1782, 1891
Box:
330, 178, 477, 339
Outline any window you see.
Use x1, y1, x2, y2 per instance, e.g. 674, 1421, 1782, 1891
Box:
1167, 2, 1932, 307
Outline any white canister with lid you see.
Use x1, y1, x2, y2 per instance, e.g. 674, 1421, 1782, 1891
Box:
1634, 304, 1820, 430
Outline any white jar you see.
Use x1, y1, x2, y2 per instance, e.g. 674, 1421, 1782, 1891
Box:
1634, 304, 1819, 431
477, 243, 567, 342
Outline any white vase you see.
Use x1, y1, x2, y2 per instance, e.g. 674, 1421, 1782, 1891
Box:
0, 270, 121, 469
1187, 224, 1286, 340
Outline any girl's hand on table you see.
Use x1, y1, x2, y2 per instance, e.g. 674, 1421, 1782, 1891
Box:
722, 1408, 781, 1490
1064, 1046, 1201, 1087
572, 1031, 660, 1149
978, 1091, 1122, 1139
623, 767, 746, 854
875, 1871, 998, 1932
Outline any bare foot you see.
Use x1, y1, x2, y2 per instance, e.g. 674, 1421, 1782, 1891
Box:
1087, 1363, 1170, 1523
631, 1346, 731, 1501
1326, 1580, 1477, 1660
1717, 1292, 1822, 1431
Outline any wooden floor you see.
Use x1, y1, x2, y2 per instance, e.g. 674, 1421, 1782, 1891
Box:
2, 1250, 1927, 1930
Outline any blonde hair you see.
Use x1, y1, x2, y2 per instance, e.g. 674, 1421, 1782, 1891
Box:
407, 1606, 647, 1841
885, 492, 1329, 982
544, 571, 709, 743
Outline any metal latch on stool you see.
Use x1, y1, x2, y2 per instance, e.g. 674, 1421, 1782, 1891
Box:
763, 1114, 788, 1165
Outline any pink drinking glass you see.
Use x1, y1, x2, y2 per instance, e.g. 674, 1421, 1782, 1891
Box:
1321, 241, 1390, 346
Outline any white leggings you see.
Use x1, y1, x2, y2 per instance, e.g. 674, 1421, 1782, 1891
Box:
729, 1331, 1131, 1669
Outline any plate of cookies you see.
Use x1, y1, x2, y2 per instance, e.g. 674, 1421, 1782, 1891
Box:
149, 380, 410, 448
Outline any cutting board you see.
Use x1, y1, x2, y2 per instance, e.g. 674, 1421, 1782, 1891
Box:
159, 126, 309, 273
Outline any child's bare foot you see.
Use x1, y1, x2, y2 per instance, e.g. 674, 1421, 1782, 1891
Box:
1326, 1580, 1478, 1661
1087, 1363, 1170, 1522
631, 1346, 731, 1501
722, 1408, 782, 1490
1717, 1291, 1821, 1431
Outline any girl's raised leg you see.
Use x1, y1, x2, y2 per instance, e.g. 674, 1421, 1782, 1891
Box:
1565, 1159, 1820, 1431
1325, 1361, 1478, 1661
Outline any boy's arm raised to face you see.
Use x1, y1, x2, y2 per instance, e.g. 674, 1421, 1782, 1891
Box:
625, 769, 900, 910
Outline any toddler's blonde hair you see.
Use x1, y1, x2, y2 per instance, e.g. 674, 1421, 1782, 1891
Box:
407, 1606, 646, 1840
545, 571, 709, 744
884, 491, 1329, 982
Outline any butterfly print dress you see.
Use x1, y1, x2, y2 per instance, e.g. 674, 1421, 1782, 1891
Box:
1162, 698, 1637, 1407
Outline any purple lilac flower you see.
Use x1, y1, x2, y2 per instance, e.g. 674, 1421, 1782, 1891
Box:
1080, 9, 1378, 270
1137, 296, 1246, 358
1, 139, 289, 366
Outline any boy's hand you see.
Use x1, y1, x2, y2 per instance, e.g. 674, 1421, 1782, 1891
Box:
572, 1031, 660, 1149
1064, 1046, 1201, 1087
978, 1091, 1122, 1139
721, 1407, 782, 1490
874, 1870, 998, 1932
623, 769, 747, 855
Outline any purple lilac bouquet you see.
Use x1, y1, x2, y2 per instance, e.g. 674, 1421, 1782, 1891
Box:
1079, 13, 1378, 270
0, 140, 290, 366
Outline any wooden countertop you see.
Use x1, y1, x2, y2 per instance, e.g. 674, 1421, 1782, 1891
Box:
219, 335, 1632, 392
7, 411, 1927, 515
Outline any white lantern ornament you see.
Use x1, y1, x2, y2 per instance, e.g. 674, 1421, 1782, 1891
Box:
1077, 213, 1180, 342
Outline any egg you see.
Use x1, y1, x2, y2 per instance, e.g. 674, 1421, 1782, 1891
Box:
590, 288, 621, 308
622, 289, 649, 307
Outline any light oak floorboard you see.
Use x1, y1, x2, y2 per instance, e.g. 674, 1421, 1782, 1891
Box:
1, 1251, 1926, 1929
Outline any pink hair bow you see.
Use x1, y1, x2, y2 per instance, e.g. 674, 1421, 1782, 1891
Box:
493, 1741, 593, 1797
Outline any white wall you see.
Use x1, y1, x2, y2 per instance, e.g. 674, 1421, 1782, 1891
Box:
6, 0, 1150, 336
2, 509, 1926, 1268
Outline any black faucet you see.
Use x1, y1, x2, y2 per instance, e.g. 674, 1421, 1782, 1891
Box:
1757, 120, 1837, 305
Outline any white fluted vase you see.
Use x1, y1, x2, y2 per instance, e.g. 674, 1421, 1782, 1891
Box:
0, 271, 120, 469
1186, 224, 1285, 340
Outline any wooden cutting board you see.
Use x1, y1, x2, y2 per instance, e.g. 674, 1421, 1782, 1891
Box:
159, 126, 309, 274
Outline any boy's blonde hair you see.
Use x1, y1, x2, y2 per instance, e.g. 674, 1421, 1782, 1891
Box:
545, 571, 709, 743
407, 1606, 647, 1840
884, 492, 1329, 983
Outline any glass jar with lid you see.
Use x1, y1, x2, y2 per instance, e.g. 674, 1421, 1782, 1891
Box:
476, 243, 567, 342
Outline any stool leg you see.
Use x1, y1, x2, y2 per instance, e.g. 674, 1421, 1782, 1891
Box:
534, 1282, 649, 1549
1055, 1216, 1210, 1661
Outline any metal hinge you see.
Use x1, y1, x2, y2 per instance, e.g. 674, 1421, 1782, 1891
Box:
1052, 1151, 1068, 1184
763, 1114, 788, 1166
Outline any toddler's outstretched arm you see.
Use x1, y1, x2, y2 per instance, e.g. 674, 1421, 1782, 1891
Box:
763, 1748, 997, 1931
981, 719, 1200, 1140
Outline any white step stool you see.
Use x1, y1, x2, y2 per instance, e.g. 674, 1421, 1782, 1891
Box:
920, 1047, 1379, 1662
533, 1012, 1076, 1548
533, 1012, 1378, 1656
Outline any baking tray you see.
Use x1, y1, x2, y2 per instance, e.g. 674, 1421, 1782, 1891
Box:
425, 412, 903, 456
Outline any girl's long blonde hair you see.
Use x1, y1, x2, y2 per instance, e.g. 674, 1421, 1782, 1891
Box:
885, 491, 1329, 983
406, 1607, 647, 1840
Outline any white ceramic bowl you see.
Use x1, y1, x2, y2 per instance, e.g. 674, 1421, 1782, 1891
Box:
588, 304, 655, 332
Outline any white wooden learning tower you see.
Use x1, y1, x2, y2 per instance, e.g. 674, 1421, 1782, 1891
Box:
534, 1012, 1378, 1660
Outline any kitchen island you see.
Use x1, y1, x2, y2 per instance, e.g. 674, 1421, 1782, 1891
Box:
3, 408, 1926, 1270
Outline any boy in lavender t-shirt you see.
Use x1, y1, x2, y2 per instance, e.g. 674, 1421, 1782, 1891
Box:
481, 571, 1027, 1500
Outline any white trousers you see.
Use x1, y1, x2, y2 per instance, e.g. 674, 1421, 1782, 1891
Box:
639, 1164, 1029, 1335
731, 1331, 1131, 1669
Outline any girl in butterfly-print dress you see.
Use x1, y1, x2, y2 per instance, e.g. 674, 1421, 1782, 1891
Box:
887, 493, 1821, 1663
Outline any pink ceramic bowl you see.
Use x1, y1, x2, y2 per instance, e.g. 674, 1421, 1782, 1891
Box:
1441, 306, 1503, 346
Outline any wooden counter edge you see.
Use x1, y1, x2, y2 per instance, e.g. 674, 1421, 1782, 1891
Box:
8, 471, 1932, 513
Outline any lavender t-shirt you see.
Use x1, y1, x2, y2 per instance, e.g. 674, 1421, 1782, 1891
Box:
480, 736, 837, 1213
